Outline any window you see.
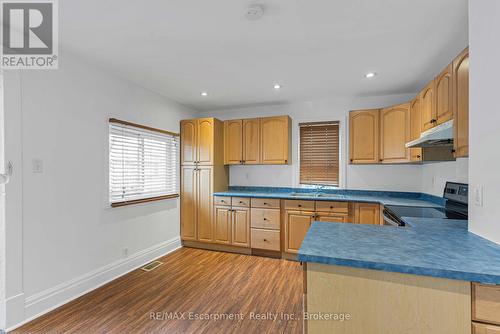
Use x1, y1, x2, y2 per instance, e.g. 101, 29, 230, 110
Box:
109, 118, 179, 207
299, 121, 340, 186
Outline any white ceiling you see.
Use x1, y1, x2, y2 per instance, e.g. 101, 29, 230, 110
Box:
60, 0, 468, 111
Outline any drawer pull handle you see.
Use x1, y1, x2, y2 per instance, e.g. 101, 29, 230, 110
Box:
263, 218, 267, 221
330, 206, 333, 209
263, 239, 268, 242
263, 202, 268, 205
298, 204, 302, 207
239, 201, 244, 204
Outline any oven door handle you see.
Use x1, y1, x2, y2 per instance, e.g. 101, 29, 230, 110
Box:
383, 212, 403, 227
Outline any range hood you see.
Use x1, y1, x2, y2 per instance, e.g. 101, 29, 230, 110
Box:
406, 120, 454, 148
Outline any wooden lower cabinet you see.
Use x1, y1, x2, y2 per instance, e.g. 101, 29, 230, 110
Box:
180, 166, 197, 240
316, 213, 347, 223
213, 204, 250, 247
284, 210, 315, 254
197, 167, 214, 242
473, 323, 500, 334
214, 206, 231, 244
353, 203, 381, 225
232, 207, 250, 247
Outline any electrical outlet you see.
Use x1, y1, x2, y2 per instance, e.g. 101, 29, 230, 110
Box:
32, 159, 43, 173
122, 248, 129, 258
473, 185, 484, 207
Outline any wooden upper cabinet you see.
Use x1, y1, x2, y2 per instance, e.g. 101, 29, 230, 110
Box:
197, 118, 214, 165
420, 80, 436, 131
409, 98, 423, 162
261, 116, 291, 164
380, 103, 411, 163
242, 118, 261, 164
224, 120, 243, 165
435, 64, 453, 125
181, 118, 220, 166
453, 47, 469, 158
349, 109, 380, 164
180, 119, 197, 165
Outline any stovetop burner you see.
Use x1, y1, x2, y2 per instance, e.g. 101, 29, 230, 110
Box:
383, 182, 468, 226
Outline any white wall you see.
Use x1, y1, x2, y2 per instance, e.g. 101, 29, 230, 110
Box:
201, 94, 425, 192
468, 0, 500, 244
2, 51, 196, 329
421, 159, 469, 196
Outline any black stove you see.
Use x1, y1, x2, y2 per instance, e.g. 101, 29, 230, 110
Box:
384, 182, 468, 226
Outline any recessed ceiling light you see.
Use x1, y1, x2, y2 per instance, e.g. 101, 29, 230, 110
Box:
200, 91, 208, 96
365, 72, 377, 79
273, 84, 281, 90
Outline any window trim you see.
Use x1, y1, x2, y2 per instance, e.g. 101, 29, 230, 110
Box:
108, 118, 180, 208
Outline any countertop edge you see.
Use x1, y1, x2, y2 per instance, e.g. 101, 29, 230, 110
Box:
296, 253, 500, 284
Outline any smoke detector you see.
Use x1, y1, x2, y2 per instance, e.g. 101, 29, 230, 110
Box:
245, 4, 264, 20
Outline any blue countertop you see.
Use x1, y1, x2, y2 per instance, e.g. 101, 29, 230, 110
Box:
298, 218, 500, 284
214, 186, 445, 207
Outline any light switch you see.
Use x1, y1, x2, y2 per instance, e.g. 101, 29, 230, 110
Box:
32, 159, 43, 173
473, 185, 483, 207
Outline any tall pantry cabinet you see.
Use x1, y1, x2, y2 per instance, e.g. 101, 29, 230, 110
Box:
180, 118, 228, 242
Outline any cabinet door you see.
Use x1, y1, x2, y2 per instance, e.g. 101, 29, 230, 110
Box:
180, 166, 197, 240
261, 116, 290, 164
242, 118, 261, 164
354, 203, 381, 225
224, 120, 243, 165
214, 206, 231, 244
473, 322, 500, 334
180, 120, 197, 166
409, 98, 423, 162
420, 81, 436, 131
197, 118, 214, 165
349, 109, 380, 164
453, 48, 469, 158
285, 210, 314, 253
232, 207, 250, 247
380, 103, 411, 163
435, 64, 453, 125
197, 166, 214, 242
316, 214, 347, 223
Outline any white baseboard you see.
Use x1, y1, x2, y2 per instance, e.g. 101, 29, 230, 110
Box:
6, 237, 181, 332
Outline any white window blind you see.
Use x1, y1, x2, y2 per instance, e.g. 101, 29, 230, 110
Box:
109, 119, 179, 206
299, 121, 340, 186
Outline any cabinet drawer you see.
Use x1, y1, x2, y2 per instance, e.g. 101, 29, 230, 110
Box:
315, 201, 348, 214
214, 196, 231, 206
284, 199, 315, 211
251, 208, 280, 230
473, 322, 500, 334
232, 197, 250, 207
251, 228, 280, 251
251, 198, 280, 209
473, 283, 500, 325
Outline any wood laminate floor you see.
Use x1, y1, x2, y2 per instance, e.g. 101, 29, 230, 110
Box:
12, 247, 303, 334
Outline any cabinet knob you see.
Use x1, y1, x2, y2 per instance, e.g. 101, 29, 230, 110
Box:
263, 239, 268, 242
239, 201, 244, 204
417, 155, 421, 158
330, 206, 333, 209
263, 218, 267, 221
239, 160, 243, 163
379, 159, 383, 162
263, 202, 267, 205
298, 204, 302, 208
